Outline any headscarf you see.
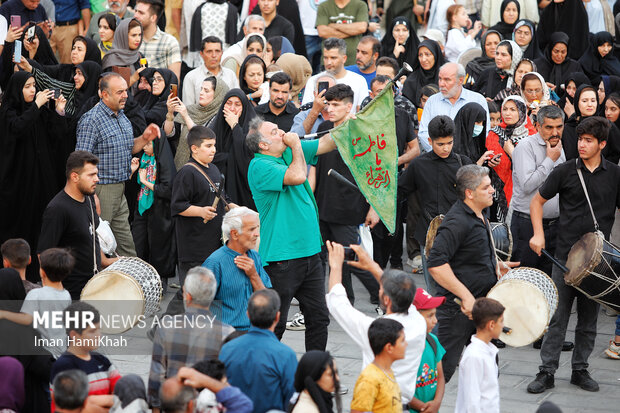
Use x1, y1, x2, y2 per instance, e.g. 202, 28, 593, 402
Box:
276, 53, 312, 105
134, 68, 177, 110
465, 30, 503, 84
174, 78, 229, 169
81, 36, 103, 66
537, 0, 590, 60
520, 71, 551, 105
572, 84, 599, 120
137, 152, 156, 215
489, 0, 520, 39
498, 40, 523, 88
268, 36, 295, 62
102, 18, 143, 70
238, 54, 266, 94
0, 72, 34, 117
224, 33, 267, 67
579, 32, 620, 85
512, 19, 541, 60
26, 24, 58, 65
557, 71, 591, 109
381, 17, 420, 68
402, 39, 445, 104
453, 102, 488, 161
73, 61, 103, 113
291, 351, 339, 413
494, 95, 530, 145
0, 357, 25, 412
599, 75, 620, 116
113, 374, 147, 408
534, 32, 582, 89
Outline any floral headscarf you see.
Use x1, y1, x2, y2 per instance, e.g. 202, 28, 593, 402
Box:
494, 95, 530, 145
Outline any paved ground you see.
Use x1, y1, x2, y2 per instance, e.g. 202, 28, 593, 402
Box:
107, 212, 620, 412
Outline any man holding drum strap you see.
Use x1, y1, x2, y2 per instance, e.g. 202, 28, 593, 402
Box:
427, 165, 519, 382
528, 116, 620, 394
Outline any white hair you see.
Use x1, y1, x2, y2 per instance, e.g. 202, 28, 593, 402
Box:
440, 62, 466, 80
244, 15, 265, 28
184, 267, 216, 307
222, 207, 259, 240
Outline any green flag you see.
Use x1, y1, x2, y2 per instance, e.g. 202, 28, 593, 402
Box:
329, 86, 398, 233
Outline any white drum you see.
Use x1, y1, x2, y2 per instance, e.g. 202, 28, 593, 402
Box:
81, 257, 163, 334
487, 267, 558, 347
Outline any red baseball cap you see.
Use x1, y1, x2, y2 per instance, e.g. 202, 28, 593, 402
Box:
414, 288, 446, 310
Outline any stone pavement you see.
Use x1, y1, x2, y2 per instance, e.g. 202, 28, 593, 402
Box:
107, 213, 620, 412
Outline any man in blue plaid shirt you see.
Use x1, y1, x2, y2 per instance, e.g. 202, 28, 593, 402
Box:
76, 72, 159, 256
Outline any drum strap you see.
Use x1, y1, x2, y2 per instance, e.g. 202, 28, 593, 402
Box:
484, 218, 502, 279
87, 197, 98, 276
575, 159, 600, 232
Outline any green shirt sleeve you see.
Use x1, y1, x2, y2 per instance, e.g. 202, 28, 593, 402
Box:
250, 157, 287, 192
315, 2, 329, 27
301, 139, 319, 165
355, 0, 369, 23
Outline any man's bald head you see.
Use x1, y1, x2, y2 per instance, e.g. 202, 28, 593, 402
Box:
247, 289, 280, 329
160, 378, 196, 413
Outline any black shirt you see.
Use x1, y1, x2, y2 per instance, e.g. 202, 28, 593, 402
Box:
539, 156, 620, 260
264, 15, 295, 45
399, 151, 473, 244
254, 101, 299, 132
427, 199, 497, 301
314, 121, 368, 225
394, 107, 416, 164
37, 191, 101, 300
171, 158, 230, 263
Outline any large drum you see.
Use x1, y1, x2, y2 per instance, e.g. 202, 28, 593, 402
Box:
487, 267, 558, 347
564, 232, 620, 313
425, 216, 512, 261
81, 257, 163, 334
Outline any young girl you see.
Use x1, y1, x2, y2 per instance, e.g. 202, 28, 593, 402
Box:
488, 101, 501, 128
445, 4, 482, 62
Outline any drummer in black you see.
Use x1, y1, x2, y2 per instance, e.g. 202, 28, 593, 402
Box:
427, 164, 519, 382
528, 116, 620, 394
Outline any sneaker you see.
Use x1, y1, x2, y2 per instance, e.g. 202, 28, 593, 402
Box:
169, 282, 181, 289
291, 297, 299, 306
286, 312, 305, 331
375, 306, 385, 316
527, 371, 555, 394
605, 340, 620, 359
570, 369, 599, 392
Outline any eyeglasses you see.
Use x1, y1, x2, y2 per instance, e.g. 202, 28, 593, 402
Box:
524, 89, 542, 95
151, 76, 164, 83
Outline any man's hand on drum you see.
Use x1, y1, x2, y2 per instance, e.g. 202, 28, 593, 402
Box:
201, 206, 217, 222
529, 233, 545, 256
498, 260, 520, 278
460, 293, 476, 319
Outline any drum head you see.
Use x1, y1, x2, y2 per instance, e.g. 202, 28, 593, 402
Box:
487, 279, 550, 347
81, 271, 145, 334
565, 232, 603, 286
425, 215, 444, 258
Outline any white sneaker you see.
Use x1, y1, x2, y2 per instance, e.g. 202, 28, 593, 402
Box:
286, 312, 305, 331
605, 340, 620, 359
407, 255, 423, 273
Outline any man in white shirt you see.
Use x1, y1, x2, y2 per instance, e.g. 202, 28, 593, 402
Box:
301, 37, 369, 111
135, 0, 182, 81
325, 241, 427, 407
419, 62, 490, 152
183, 36, 239, 105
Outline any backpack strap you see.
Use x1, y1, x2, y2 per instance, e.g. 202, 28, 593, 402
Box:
426, 333, 437, 356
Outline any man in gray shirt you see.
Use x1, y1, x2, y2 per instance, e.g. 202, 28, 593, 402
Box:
510, 105, 565, 275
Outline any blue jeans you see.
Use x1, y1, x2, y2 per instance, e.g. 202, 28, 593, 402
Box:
305, 35, 322, 74
616, 315, 620, 336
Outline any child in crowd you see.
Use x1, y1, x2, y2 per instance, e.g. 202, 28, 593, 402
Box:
50, 301, 121, 411
488, 101, 501, 129
455, 297, 505, 413
407, 288, 446, 413
0, 247, 73, 358
1, 238, 39, 293
351, 318, 407, 413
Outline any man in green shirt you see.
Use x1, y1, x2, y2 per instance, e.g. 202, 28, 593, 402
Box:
246, 117, 338, 351
316, 0, 369, 66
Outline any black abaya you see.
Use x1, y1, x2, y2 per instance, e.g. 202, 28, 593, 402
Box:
453, 102, 488, 162
534, 32, 582, 89
537, 0, 590, 60
402, 40, 444, 105
489, 0, 520, 39
380, 17, 420, 69
134, 68, 177, 126
579, 32, 620, 86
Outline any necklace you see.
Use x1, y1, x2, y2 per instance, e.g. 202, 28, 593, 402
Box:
373, 362, 397, 384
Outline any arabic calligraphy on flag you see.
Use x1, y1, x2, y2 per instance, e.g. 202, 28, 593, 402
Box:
329, 86, 398, 233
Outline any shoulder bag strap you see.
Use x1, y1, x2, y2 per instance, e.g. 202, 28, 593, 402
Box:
185, 162, 230, 210
87, 197, 98, 275
575, 159, 600, 232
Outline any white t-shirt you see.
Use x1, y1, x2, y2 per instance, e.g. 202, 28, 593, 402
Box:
0, 15, 7, 46
21, 286, 72, 358
301, 70, 369, 112
455, 335, 500, 413
297, 0, 328, 36
445, 28, 477, 63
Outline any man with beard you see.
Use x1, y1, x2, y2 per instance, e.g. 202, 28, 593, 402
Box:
345, 35, 380, 88
301, 37, 369, 111
418, 62, 490, 152
86, 0, 134, 43
38, 151, 113, 300
254, 72, 299, 132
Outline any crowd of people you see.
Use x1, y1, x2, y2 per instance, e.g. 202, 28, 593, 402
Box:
1, 0, 620, 412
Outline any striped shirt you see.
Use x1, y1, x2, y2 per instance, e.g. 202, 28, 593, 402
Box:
203, 246, 272, 330
139, 27, 181, 70
76, 102, 134, 184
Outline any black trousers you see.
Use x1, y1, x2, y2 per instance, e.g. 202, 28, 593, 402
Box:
266, 253, 330, 351
319, 221, 380, 305
437, 302, 477, 382
510, 211, 558, 275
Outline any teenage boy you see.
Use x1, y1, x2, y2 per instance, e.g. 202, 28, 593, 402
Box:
169, 126, 236, 314
0, 248, 74, 358
51, 302, 121, 411
528, 116, 620, 393
408, 288, 446, 413
455, 297, 505, 413
398, 116, 494, 291
311, 84, 380, 306
1, 238, 39, 293
351, 317, 407, 413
